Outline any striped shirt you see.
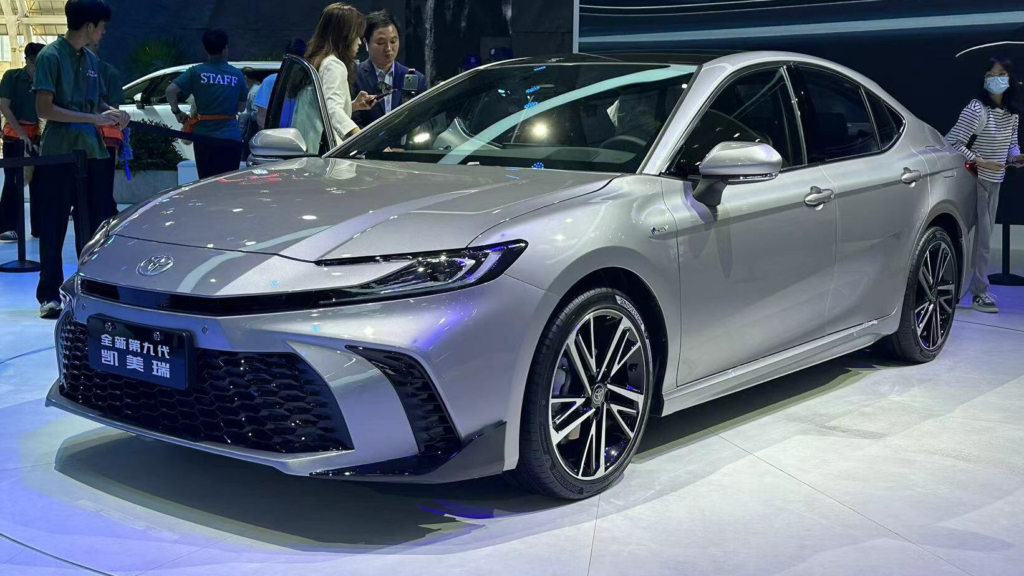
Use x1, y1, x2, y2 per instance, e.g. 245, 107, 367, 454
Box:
946, 99, 1020, 182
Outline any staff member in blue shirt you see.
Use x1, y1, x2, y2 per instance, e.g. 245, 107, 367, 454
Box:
166, 30, 247, 179
34, 0, 128, 319
353, 10, 428, 128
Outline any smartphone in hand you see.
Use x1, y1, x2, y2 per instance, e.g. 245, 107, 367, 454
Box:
403, 71, 421, 92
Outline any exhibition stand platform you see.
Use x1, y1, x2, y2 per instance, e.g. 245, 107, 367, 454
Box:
1, 234, 1024, 576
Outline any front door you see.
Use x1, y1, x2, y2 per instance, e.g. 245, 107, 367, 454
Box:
258, 55, 335, 160
663, 67, 838, 384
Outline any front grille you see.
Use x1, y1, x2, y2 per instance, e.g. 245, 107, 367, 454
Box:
58, 319, 352, 454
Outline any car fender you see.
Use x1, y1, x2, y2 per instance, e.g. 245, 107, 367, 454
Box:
471, 177, 683, 469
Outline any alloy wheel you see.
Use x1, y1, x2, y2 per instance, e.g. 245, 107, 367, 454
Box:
548, 309, 648, 481
914, 241, 956, 351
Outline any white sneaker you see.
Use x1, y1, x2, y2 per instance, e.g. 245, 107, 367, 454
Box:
0, 231, 16, 242
38, 301, 62, 320
972, 294, 999, 314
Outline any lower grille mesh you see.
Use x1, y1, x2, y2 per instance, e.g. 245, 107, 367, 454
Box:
58, 318, 352, 454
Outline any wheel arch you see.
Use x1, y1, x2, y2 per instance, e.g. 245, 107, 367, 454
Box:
922, 206, 968, 298
548, 267, 672, 416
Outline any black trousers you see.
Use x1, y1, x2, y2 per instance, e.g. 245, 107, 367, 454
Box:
194, 139, 243, 180
0, 139, 41, 236
36, 158, 109, 304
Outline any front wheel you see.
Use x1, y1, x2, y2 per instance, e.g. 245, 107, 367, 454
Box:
882, 227, 959, 363
508, 288, 653, 499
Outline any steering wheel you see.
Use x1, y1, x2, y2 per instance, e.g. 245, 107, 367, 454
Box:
600, 135, 648, 155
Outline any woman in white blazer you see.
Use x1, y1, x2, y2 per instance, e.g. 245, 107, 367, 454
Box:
306, 3, 377, 141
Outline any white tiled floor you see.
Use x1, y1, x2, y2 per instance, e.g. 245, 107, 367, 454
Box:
2, 235, 1024, 575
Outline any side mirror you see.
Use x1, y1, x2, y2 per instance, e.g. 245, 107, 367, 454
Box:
693, 142, 783, 207
134, 93, 145, 110
249, 128, 308, 161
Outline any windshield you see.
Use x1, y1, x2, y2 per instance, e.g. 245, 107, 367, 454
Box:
334, 62, 697, 173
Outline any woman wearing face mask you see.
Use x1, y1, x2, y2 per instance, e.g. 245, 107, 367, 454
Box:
946, 56, 1023, 313
306, 3, 378, 141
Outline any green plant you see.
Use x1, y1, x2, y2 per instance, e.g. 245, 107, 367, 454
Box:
127, 37, 187, 82
120, 119, 185, 172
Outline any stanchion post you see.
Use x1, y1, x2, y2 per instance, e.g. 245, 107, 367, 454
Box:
14, 151, 26, 263
0, 141, 41, 273
989, 223, 1024, 286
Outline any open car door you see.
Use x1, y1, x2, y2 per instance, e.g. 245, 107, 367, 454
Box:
250, 55, 337, 163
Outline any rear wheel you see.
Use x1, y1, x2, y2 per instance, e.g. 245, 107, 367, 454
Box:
508, 288, 653, 499
882, 227, 958, 363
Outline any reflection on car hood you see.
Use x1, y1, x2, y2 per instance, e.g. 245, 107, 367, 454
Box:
111, 158, 615, 261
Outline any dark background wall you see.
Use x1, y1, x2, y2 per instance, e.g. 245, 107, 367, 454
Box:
102, 0, 572, 84
579, 0, 1024, 225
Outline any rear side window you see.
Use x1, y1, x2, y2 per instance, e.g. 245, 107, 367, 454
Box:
796, 67, 879, 163
866, 93, 905, 149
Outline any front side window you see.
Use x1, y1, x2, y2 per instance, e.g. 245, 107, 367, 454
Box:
123, 80, 149, 104
796, 67, 879, 163
147, 74, 180, 105
674, 67, 803, 178
337, 63, 696, 173
267, 58, 332, 156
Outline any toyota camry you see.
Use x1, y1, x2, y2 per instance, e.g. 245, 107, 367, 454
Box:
49, 51, 976, 499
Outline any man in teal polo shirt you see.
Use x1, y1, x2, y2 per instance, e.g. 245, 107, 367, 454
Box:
0, 42, 45, 242
33, 0, 129, 319
166, 29, 247, 179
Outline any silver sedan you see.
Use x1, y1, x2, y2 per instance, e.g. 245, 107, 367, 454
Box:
49, 51, 976, 499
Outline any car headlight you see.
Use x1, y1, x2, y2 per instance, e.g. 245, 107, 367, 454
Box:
318, 240, 527, 301
79, 218, 114, 264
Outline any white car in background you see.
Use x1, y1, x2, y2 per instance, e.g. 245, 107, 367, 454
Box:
121, 61, 280, 160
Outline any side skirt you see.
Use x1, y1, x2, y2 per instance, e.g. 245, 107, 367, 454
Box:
658, 312, 899, 417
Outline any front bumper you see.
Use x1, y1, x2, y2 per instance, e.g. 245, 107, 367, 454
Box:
47, 272, 552, 483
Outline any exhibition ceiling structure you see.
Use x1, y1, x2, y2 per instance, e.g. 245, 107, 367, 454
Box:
0, 0, 62, 72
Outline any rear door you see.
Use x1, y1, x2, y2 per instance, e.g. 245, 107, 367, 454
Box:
790, 65, 932, 333
259, 55, 336, 159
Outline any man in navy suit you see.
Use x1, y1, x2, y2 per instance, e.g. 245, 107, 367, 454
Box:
353, 10, 428, 128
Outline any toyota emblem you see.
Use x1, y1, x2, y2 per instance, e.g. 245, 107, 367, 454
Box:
137, 255, 174, 277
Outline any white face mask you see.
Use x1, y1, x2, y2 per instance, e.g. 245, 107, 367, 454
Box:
985, 76, 1011, 95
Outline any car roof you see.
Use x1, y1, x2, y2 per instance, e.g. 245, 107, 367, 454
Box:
127, 61, 281, 86
488, 51, 738, 68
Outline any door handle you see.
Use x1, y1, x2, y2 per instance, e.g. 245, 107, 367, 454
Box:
805, 186, 835, 208
901, 168, 923, 185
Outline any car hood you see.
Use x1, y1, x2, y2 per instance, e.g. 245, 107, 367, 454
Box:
112, 158, 615, 262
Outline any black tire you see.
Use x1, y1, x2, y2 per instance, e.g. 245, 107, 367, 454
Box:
507, 288, 654, 499
881, 227, 959, 363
